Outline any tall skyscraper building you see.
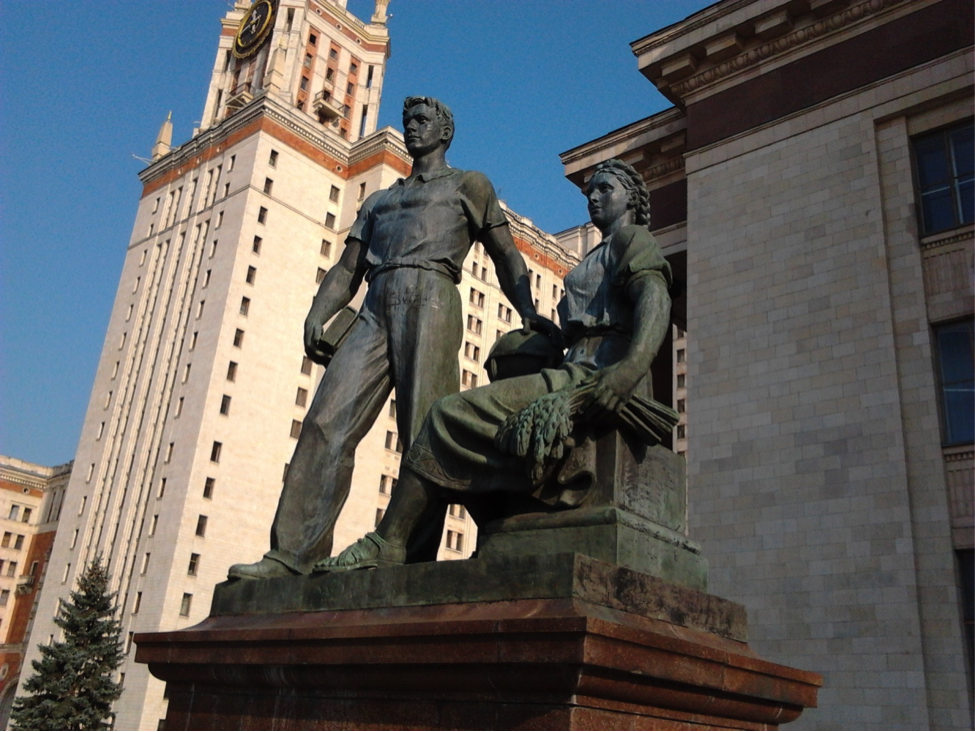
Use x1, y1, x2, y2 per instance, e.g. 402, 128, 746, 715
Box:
17, 1, 580, 727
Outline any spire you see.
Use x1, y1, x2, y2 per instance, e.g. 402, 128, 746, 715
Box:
151, 112, 173, 161
371, 0, 389, 25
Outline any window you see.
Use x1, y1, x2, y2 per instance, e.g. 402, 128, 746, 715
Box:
240, 297, 250, 316
220, 395, 231, 415
166, 442, 174, 462
467, 315, 482, 335
375, 508, 385, 527
446, 530, 464, 552
464, 342, 480, 362
227, 361, 238, 381
182, 364, 192, 383
252, 236, 262, 254
329, 48, 338, 60
204, 477, 215, 499
677, 424, 687, 439
175, 397, 184, 418
210, 442, 222, 463
188, 553, 200, 576
268, 150, 279, 168
912, 122, 974, 234
179, 593, 193, 617
264, 178, 273, 195
448, 504, 466, 519
497, 305, 512, 323
28, 561, 37, 576
677, 373, 686, 388
13, 535, 23, 550
246, 266, 256, 285
258, 207, 268, 224
469, 289, 484, 308
290, 420, 303, 439
190, 331, 198, 350
195, 516, 208, 537
325, 212, 336, 229
0, 591, 9, 607
676, 349, 685, 363
296, 388, 308, 407
62, 565, 70, 583
316, 268, 327, 284
126, 632, 134, 654
157, 479, 166, 499
462, 370, 478, 389
935, 320, 974, 445
329, 185, 340, 202
209, 239, 218, 258
388, 400, 396, 419
358, 183, 366, 201
6, 562, 16, 577
87, 463, 95, 481
150, 514, 158, 536
321, 240, 332, 258
301, 357, 313, 375
133, 592, 142, 614
216, 211, 224, 228
97, 422, 105, 440
234, 329, 245, 347
70, 529, 78, 549
141, 552, 151, 574
385, 431, 401, 453
8, 505, 19, 521
346, 82, 354, 95
303, 53, 312, 69
197, 300, 205, 319
228, 155, 235, 172
308, 32, 317, 45
677, 399, 686, 414
379, 474, 396, 494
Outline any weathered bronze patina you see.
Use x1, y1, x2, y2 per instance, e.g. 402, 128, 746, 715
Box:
228, 98, 558, 580
320, 159, 686, 576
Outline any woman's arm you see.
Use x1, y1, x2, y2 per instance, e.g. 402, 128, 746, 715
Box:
584, 272, 671, 420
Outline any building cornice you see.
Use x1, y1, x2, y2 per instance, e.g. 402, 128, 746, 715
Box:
634, 0, 920, 107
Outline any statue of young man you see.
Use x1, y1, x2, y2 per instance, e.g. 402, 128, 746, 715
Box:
229, 97, 558, 579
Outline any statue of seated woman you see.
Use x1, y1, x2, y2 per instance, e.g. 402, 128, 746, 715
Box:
318, 159, 705, 587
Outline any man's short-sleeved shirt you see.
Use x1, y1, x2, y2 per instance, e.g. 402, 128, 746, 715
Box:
349, 167, 508, 284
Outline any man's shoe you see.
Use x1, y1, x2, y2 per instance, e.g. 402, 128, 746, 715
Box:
227, 557, 296, 580
313, 532, 406, 572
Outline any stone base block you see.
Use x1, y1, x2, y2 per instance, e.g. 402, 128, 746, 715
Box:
136, 555, 820, 730
479, 507, 708, 591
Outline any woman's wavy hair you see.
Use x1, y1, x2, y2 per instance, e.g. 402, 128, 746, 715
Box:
590, 159, 651, 228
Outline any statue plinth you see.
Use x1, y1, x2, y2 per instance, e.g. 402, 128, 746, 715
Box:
480, 438, 708, 590
136, 554, 820, 730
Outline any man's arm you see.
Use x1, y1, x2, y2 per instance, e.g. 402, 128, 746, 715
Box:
303, 237, 369, 364
481, 224, 562, 346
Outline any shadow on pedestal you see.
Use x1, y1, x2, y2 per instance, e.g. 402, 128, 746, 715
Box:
136, 553, 821, 730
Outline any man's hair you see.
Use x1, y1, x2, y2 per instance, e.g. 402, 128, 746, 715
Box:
403, 96, 455, 150
590, 159, 651, 228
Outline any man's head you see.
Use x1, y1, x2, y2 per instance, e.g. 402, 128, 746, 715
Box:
402, 96, 454, 155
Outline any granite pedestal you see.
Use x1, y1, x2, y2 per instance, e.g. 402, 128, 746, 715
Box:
136, 554, 820, 730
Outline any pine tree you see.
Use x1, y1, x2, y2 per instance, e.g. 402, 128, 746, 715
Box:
11, 556, 124, 731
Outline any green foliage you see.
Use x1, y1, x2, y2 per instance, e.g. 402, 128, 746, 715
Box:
11, 556, 124, 731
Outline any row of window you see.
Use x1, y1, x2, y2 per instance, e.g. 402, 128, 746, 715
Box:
6, 505, 32, 524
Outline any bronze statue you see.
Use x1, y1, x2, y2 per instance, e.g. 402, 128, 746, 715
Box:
319, 159, 675, 571
229, 97, 558, 579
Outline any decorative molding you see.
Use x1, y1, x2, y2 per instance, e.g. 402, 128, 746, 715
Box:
668, 0, 909, 99
920, 227, 974, 252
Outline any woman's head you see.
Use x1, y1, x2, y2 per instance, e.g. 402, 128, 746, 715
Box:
586, 159, 651, 229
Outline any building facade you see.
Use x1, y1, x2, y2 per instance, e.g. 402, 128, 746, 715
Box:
0, 456, 70, 728
562, 0, 972, 728
17, 1, 579, 728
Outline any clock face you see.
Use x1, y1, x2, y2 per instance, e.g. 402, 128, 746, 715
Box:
233, 0, 275, 59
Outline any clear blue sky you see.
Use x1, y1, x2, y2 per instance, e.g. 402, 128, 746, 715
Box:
0, 0, 712, 466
